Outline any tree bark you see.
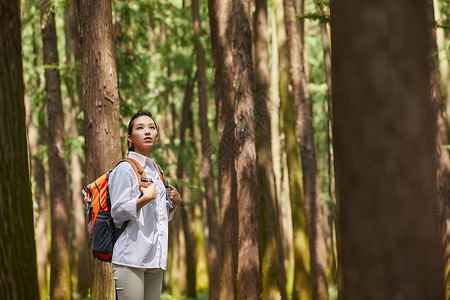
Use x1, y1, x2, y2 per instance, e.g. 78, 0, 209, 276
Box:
426, 0, 450, 294
274, 0, 310, 297
254, 0, 287, 298
232, 0, 261, 298
331, 0, 445, 298
40, 0, 72, 298
26, 16, 49, 300
25, 83, 49, 300
79, 0, 122, 298
207, 0, 239, 298
313, 0, 337, 284
177, 70, 197, 298
192, 0, 221, 298
64, 2, 89, 297
0, 1, 39, 298
283, 0, 328, 298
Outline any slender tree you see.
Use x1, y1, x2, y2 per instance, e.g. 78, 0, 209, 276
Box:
64, 1, 89, 296
192, 0, 221, 298
331, 0, 445, 298
79, 0, 122, 298
40, 0, 72, 298
177, 70, 197, 298
283, 0, 328, 298
313, 0, 337, 284
207, 0, 239, 298
0, 1, 39, 298
274, 0, 310, 297
254, 0, 287, 298
26, 15, 49, 300
25, 81, 48, 300
232, 0, 261, 298
426, 0, 450, 293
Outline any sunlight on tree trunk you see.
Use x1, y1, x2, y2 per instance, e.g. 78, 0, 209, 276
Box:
426, 0, 450, 295
254, 0, 287, 298
274, 0, 311, 297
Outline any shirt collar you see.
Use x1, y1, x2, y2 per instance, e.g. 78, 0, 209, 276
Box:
128, 151, 153, 168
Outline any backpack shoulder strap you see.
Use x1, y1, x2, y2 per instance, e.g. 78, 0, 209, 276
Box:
119, 158, 149, 188
155, 163, 166, 183
156, 163, 173, 208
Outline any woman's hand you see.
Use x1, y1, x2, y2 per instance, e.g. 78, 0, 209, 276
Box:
168, 184, 182, 209
136, 182, 157, 212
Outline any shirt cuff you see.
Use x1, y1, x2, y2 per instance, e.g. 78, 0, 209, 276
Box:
168, 206, 176, 222
124, 198, 140, 220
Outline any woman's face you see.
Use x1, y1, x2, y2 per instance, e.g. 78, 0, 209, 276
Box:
127, 115, 158, 155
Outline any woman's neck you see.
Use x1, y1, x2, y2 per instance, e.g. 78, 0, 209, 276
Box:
133, 148, 152, 158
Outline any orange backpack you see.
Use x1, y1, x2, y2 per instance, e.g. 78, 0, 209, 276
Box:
82, 158, 150, 261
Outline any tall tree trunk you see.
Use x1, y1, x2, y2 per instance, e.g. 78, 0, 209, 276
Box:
177, 70, 197, 298
207, 0, 239, 298
314, 0, 337, 284
426, 0, 450, 294
168, 67, 195, 297
270, 11, 282, 214
283, 0, 328, 298
79, 0, 122, 298
64, 1, 89, 297
0, 1, 39, 297
40, 0, 72, 298
232, 0, 261, 298
445, 1, 450, 117
192, 0, 221, 299
27, 17, 49, 300
254, 0, 287, 298
331, 0, 445, 298
25, 83, 49, 300
274, 0, 310, 297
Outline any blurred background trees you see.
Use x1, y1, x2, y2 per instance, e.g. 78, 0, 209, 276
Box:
4, 0, 449, 298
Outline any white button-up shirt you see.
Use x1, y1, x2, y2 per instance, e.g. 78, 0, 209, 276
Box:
109, 151, 175, 269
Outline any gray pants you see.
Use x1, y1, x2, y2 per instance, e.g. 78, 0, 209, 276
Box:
113, 264, 163, 300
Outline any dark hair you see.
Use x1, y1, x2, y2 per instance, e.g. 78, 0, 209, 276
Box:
127, 110, 156, 152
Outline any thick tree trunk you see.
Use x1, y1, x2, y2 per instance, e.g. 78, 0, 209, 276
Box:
40, 0, 72, 298
254, 0, 287, 298
331, 0, 445, 298
79, 0, 122, 298
192, 0, 221, 299
426, 0, 450, 294
0, 1, 39, 297
274, 0, 310, 297
283, 0, 328, 299
207, 0, 239, 298
232, 0, 261, 298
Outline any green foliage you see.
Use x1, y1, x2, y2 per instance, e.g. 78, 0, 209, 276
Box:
297, 0, 330, 23
297, 11, 330, 24
113, 0, 216, 192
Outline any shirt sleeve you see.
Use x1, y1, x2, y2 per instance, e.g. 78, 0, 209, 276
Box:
109, 164, 140, 222
168, 206, 176, 222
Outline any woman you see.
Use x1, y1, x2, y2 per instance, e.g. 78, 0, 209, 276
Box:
108, 110, 182, 299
